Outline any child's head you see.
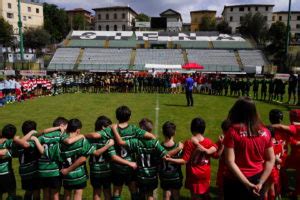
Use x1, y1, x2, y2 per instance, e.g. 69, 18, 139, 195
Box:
289, 109, 300, 124
221, 119, 231, 133
190, 117, 206, 135
66, 119, 82, 134
162, 121, 176, 139
95, 116, 112, 131
139, 118, 153, 132
22, 120, 37, 135
1, 124, 17, 139
269, 109, 283, 124
53, 117, 68, 127
116, 106, 131, 123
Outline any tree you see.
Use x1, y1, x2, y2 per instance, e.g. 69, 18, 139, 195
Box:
239, 13, 268, 44
24, 28, 50, 55
200, 15, 216, 31
217, 20, 232, 34
136, 13, 150, 22
43, 3, 70, 43
72, 15, 85, 30
0, 17, 14, 47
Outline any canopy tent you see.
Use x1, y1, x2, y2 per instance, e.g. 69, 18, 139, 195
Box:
182, 63, 205, 70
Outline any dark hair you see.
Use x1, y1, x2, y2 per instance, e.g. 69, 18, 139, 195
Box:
53, 117, 68, 127
67, 119, 82, 133
139, 118, 153, 132
162, 121, 176, 139
95, 116, 112, 131
116, 106, 131, 123
269, 109, 283, 124
228, 97, 263, 137
190, 117, 206, 135
2, 124, 17, 139
221, 119, 231, 132
22, 120, 37, 135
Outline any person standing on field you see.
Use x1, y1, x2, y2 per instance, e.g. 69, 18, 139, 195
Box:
185, 74, 194, 107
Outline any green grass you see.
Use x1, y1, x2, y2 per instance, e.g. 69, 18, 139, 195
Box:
0, 93, 292, 199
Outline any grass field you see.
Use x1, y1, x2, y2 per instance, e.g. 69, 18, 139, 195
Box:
0, 93, 293, 199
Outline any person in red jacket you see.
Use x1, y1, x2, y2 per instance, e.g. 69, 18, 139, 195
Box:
223, 97, 275, 200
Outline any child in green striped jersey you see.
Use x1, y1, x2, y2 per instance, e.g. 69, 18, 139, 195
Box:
160, 121, 183, 200
0, 124, 17, 200
112, 118, 168, 200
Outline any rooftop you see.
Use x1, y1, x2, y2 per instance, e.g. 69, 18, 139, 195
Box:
190, 10, 217, 14
66, 8, 92, 14
92, 6, 138, 16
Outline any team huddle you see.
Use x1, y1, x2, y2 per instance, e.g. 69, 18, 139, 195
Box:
0, 103, 300, 200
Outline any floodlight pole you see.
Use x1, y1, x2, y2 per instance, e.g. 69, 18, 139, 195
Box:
18, 0, 24, 61
285, 0, 292, 70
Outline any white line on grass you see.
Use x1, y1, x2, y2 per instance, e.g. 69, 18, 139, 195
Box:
154, 94, 160, 200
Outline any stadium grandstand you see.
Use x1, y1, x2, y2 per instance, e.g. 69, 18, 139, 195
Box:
48, 30, 268, 73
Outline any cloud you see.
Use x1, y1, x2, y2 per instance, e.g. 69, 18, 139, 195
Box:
44, 0, 300, 22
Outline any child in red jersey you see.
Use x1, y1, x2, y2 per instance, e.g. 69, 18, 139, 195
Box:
166, 117, 217, 200
213, 120, 231, 200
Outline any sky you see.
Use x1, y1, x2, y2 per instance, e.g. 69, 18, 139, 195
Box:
43, 0, 300, 22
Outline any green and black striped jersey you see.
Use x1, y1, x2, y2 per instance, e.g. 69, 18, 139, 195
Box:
46, 137, 95, 186
37, 131, 62, 178
0, 139, 14, 175
126, 139, 167, 185
159, 143, 183, 184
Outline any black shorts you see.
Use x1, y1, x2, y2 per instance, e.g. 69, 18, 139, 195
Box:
112, 172, 136, 186
0, 173, 16, 194
90, 176, 111, 189
40, 176, 61, 189
21, 177, 40, 191
288, 87, 296, 94
160, 180, 183, 190
63, 181, 87, 190
37, 84, 42, 89
138, 179, 158, 193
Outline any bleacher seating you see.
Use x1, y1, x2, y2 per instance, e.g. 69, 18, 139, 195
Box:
186, 49, 240, 72
78, 48, 132, 70
238, 50, 267, 67
69, 40, 106, 47
48, 48, 80, 70
135, 49, 184, 65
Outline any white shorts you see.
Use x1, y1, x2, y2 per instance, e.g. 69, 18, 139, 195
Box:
171, 83, 177, 88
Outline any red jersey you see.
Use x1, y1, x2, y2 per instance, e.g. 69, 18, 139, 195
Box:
285, 125, 300, 169
183, 138, 217, 195
223, 124, 273, 178
214, 140, 226, 187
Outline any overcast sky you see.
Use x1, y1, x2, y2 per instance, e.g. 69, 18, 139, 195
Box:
43, 0, 300, 22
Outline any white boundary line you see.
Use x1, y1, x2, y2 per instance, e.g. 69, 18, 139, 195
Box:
154, 94, 160, 199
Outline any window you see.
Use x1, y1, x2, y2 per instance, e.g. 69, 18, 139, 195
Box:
279, 16, 282, 21
230, 7, 233, 12
272, 16, 275, 21
122, 13, 126, 19
122, 25, 126, 31
106, 25, 109, 31
240, 16, 244, 22
239, 7, 244, 12
264, 16, 268, 21
230, 16, 233, 22
248, 7, 251, 11
98, 25, 101, 30
297, 24, 300, 29
23, 16, 27, 21
106, 14, 109, 20
8, 3, 11, 9
28, 7, 31, 12
98, 14, 101, 20
297, 16, 300, 21
7, 13, 13, 19
114, 13, 117, 19
266, 6, 269, 11
255, 7, 258, 11
36, 8, 39, 14
114, 25, 117, 31
28, 16, 31, 19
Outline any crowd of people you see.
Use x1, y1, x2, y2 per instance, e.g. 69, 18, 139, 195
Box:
0, 99, 299, 200
0, 71, 299, 107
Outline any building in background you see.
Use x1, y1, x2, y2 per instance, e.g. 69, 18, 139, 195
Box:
190, 10, 216, 31
66, 8, 94, 30
93, 6, 138, 31
222, 4, 274, 33
160, 9, 182, 32
182, 23, 191, 32
0, 0, 44, 33
272, 11, 300, 37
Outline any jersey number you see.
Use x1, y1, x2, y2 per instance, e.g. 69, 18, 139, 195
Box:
162, 161, 176, 172
141, 154, 151, 168
93, 155, 104, 163
120, 147, 128, 158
